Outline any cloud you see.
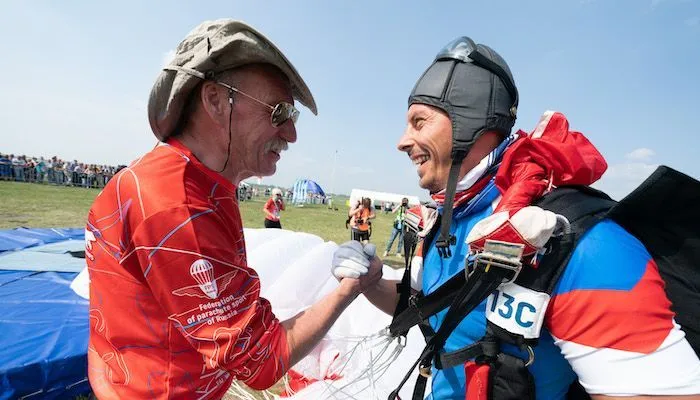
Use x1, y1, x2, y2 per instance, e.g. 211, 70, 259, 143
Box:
650, 0, 697, 10
625, 147, 655, 161
605, 161, 659, 182
685, 16, 700, 27
593, 148, 659, 199
162, 49, 176, 68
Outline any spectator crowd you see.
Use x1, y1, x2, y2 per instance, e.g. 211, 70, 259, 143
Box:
0, 152, 125, 188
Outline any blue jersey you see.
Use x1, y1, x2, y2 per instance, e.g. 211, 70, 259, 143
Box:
419, 196, 700, 399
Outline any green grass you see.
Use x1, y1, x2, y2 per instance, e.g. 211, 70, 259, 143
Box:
0, 181, 407, 266
0, 181, 99, 228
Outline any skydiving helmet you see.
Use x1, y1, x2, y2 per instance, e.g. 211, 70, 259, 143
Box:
408, 37, 519, 257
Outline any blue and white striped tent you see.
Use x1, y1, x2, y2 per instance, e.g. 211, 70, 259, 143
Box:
291, 179, 326, 204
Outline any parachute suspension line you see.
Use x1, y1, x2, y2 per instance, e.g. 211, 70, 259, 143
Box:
318, 330, 406, 399
348, 335, 404, 397
325, 327, 391, 342
225, 329, 406, 399
281, 373, 296, 398
317, 335, 383, 399
226, 380, 259, 400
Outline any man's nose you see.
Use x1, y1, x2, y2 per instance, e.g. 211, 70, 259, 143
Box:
279, 122, 297, 144
397, 128, 413, 153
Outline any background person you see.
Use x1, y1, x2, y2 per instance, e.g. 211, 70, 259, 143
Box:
383, 197, 408, 257
348, 197, 375, 243
264, 187, 285, 228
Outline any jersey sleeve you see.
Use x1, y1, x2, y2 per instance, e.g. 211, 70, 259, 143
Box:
545, 219, 700, 396
129, 205, 290, 390
264, 199, 274, 213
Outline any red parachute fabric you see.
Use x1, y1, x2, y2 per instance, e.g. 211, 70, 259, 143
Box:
280, 369, 343, 397
494, 111, 607, 214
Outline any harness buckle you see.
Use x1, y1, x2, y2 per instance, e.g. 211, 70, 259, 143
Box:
409, 294, 425, 321
419, 364, 433, 378
472, 240, 525, 285
524, 344, 535, 367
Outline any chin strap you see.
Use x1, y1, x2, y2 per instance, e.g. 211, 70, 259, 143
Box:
218, 91, 235, 173
435, 151, 465, 258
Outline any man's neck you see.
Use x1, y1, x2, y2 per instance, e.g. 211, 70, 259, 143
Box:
177, 129, 240, 185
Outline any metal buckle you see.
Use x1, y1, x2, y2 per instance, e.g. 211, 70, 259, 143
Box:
472, 240, 525, 285
397, 334, 407, 348
409, 294, 425, 321
419, 364, 432, 378
524, 345, 535, 367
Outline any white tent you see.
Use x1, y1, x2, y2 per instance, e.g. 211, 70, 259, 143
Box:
349, 188, 421, 208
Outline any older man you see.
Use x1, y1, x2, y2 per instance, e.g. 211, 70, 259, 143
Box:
342, 37, 700, 399
86, 20, 381, 399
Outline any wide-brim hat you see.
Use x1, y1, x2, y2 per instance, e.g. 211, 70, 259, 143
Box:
148, 19, 317, 141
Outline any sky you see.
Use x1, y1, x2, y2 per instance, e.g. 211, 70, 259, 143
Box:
1, 0, 699, 201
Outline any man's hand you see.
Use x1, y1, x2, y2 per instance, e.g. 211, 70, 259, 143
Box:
332, 241, 370, 279
357, 248, 383, 292
332, 241, 383, 293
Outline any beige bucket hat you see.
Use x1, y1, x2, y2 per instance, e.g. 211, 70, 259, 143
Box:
148, 19, 317, 141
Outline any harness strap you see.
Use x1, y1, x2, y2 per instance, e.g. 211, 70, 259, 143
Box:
435, 339, 499, 370
436, 158, 465, 258
425, 268, 509, 360
412, 375, 429, 400
390, 272, 466, 336
390, 264, 510, 400
392, 213, 442, 335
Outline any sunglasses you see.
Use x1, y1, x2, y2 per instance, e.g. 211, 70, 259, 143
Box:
435, 37, 519, 114
215, 81, 300, 127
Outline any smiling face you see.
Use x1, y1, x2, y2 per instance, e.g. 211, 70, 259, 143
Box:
397, 103, 504, 194
397, 104, 454, 193
223, 65, 297, 180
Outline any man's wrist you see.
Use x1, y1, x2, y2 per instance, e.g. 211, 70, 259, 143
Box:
362, 279, 383, 296
337, 279, 361, 299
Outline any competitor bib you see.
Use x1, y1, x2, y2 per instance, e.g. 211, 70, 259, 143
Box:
485, 283, 550, 339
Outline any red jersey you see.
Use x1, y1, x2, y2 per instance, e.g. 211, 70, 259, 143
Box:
86, 139, 289, 399
263, 198, 283, 222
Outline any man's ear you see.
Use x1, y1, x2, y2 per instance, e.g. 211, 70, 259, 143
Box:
201, 81, 230, 124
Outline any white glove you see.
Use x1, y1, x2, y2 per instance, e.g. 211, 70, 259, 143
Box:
363, 243, 377, 258
332, 241, 375, 279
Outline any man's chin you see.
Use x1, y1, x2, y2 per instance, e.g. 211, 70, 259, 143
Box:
418, 177, 445, 195
259, 164, 277, 177
417, 176, 433, 192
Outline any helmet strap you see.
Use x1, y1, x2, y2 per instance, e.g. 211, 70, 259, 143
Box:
435, 150, 466, 258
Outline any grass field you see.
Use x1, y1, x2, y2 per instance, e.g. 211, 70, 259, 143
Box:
0, 180, 408, 399
0, 181, 407, 266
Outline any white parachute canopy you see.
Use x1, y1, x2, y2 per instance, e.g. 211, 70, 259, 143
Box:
71, 228, 425, 399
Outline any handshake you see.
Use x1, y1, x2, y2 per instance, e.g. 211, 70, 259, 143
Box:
331, 241, 378, 280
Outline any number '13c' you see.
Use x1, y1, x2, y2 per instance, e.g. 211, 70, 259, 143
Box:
490, 290, 537, 328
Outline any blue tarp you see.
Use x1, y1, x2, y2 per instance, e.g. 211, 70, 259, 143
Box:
0, 228, 90, 399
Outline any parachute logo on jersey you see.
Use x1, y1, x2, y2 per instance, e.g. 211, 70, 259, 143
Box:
190, 259, 218, 299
